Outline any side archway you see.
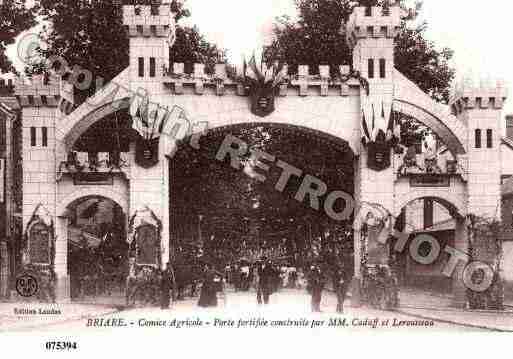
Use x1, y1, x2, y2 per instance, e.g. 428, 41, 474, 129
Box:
56, 68, 132, 152
393, 69, 467, 156
395, 195, 465, 222
57, 187, 129, 218
60, 98, 130, 152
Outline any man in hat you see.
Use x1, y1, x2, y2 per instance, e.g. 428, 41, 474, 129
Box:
333, 263, 351, 313
160, 264, 173, 309
256, 257, 274, 305
307, 262, 325, 312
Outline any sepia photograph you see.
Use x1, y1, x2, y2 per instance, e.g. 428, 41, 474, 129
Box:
0, 0, 512, 356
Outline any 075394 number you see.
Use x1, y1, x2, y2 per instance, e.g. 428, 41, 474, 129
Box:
45, 341, 78, 350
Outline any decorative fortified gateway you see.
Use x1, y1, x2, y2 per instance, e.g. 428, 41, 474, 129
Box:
2, 1, 510, 310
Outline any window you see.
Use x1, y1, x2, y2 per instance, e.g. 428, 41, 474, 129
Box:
150, 5, 159, 16
379, 58, 386, 78
475, 129, 482, 148
368, 59, 375, 79
41, 127, 48, 147
138, 57, 144, 77
365, 6, 372, 16
423, 199, 433, 229
149, 57, 156, 78
30, 127, 36, 147
487, 129, 493, 148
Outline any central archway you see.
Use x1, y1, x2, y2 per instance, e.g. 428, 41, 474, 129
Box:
168, 122, 356, 297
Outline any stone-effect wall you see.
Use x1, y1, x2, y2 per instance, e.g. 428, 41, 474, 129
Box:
349, 5, 400, 215
14, 75, 65, 299
452, 79, 507, 218
15, 76, 60, 230
123, 4, 172, 93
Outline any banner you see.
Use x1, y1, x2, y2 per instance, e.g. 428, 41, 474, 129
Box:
0, 158, 4, 203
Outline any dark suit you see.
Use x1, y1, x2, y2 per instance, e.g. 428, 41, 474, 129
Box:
257, 263, 274, 305
308, 267, 324, 312
333, 269, 350, 313
198, 268, 218, 307
160, 269, 172, 309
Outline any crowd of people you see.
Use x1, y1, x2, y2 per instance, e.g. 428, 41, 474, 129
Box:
159, 256, 352, 313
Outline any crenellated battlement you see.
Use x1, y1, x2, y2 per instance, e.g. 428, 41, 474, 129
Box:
0, 78, 14, 96
345, 5, 405, 49
450, 77, 508, 113
14, 74, 61, 107
123, 2, 173, 37
162, 63, 362, 97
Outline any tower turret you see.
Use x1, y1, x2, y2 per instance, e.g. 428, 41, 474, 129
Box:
122, 1, 175, 89
451, 77, 508, 218
346, 4, 405, 128
346, 4, 405, 212
14, 74, 60, 229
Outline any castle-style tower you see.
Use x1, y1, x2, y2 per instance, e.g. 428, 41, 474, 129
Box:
14, 75, 60, 230
345, 4, 404, 306
346, 4, 403, 211
122, 1, 175, 91
122, 1, 176, 269
451, 78, 508, 219
14, 75, 72, 300
449, 79, 507, 307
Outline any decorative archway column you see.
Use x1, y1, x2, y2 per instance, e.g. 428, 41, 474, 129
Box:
161, 139, 172, 268
451, 217, 469, 308
128, 134, 173, 270
352, 145, 396, 306
351, 220, 364, 306
54, 216, 70, 303
0, 241, 9, 298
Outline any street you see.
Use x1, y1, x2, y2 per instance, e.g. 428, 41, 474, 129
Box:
1, 289, 486, 333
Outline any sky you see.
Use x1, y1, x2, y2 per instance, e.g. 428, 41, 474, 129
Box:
182, 0, 513, 115
6, 0, 513, 115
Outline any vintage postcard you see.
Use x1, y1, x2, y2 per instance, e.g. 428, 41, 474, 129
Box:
0, 0, 512, 356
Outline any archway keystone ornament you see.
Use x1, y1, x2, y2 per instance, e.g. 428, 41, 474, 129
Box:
130, 95, 170, 169
243, 55, 288, 118
361, 104, 401, 171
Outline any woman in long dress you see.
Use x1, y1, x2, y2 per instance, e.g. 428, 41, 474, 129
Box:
198, 263, 218, 307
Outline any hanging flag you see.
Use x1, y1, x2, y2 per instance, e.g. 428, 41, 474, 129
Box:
0, 158, 4, 203
394, 115, 401, 142
361, 109, 370, 142
386, 103, 394, 132
129, 95, 140, 117
167, 14, 177, 48
262, 61, 274, 84
372, 103, 376, 130
384, 102, 393, 142
158, 106, 171, 134
272, 62, 287, 87
145, 102, 160, 140
371, 103, 379, 141
246, 54, 264, 82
